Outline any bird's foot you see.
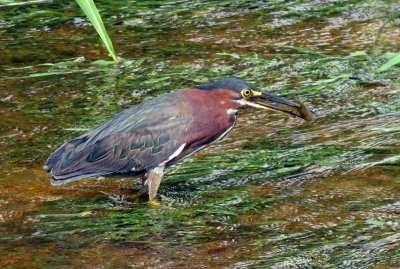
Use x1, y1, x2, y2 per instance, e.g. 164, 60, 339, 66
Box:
134, 194, 164, 208
147, 199, 162, 208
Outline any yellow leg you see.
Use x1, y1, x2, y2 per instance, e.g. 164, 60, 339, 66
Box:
139, 165, 164, 201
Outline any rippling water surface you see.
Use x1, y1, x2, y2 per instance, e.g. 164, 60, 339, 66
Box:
0, 0, 399, 268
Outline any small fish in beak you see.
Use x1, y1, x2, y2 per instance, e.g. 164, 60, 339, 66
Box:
247, 90, 313, 121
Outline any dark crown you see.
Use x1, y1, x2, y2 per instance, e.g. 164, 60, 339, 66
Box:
196, 78, 260, 93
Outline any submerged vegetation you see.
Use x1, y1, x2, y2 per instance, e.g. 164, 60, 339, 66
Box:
0, 0, 399, 268
374, 11, 400, 72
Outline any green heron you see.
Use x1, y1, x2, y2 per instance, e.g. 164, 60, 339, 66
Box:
44, 78, 311, 200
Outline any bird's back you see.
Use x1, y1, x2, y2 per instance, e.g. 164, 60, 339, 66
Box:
45, 91, 193, 184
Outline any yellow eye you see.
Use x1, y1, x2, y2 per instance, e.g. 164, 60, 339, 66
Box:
242, 89, 251, 97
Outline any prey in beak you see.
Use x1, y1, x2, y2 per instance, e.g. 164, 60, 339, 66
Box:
239, 88, 313, 121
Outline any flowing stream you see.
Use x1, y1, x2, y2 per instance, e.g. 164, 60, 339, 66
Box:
0, 0, 399, 268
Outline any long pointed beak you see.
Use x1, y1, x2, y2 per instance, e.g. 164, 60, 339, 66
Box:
248, 92, 313, 120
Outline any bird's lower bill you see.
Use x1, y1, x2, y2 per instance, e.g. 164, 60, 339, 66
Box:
248, 92, 313, 121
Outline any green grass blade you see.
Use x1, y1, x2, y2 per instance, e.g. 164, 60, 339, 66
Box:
376, 53, 400, 73
372, 11, 400, 54
75, 0, 118, 62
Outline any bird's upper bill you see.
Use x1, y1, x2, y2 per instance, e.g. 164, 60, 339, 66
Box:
239, 88, 313, 121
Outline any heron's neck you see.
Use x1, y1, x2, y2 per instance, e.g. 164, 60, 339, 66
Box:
185, 89, 241, 128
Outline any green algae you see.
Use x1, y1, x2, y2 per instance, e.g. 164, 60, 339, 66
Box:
0, 0, 399, 268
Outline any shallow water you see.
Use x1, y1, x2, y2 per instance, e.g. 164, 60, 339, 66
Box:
0, 0, 399, 268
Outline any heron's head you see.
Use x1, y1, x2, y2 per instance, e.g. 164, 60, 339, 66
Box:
196, 78, 312, 120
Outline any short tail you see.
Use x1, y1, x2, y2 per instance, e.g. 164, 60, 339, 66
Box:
49, 172, 102, 185
44, 136, 104, 185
